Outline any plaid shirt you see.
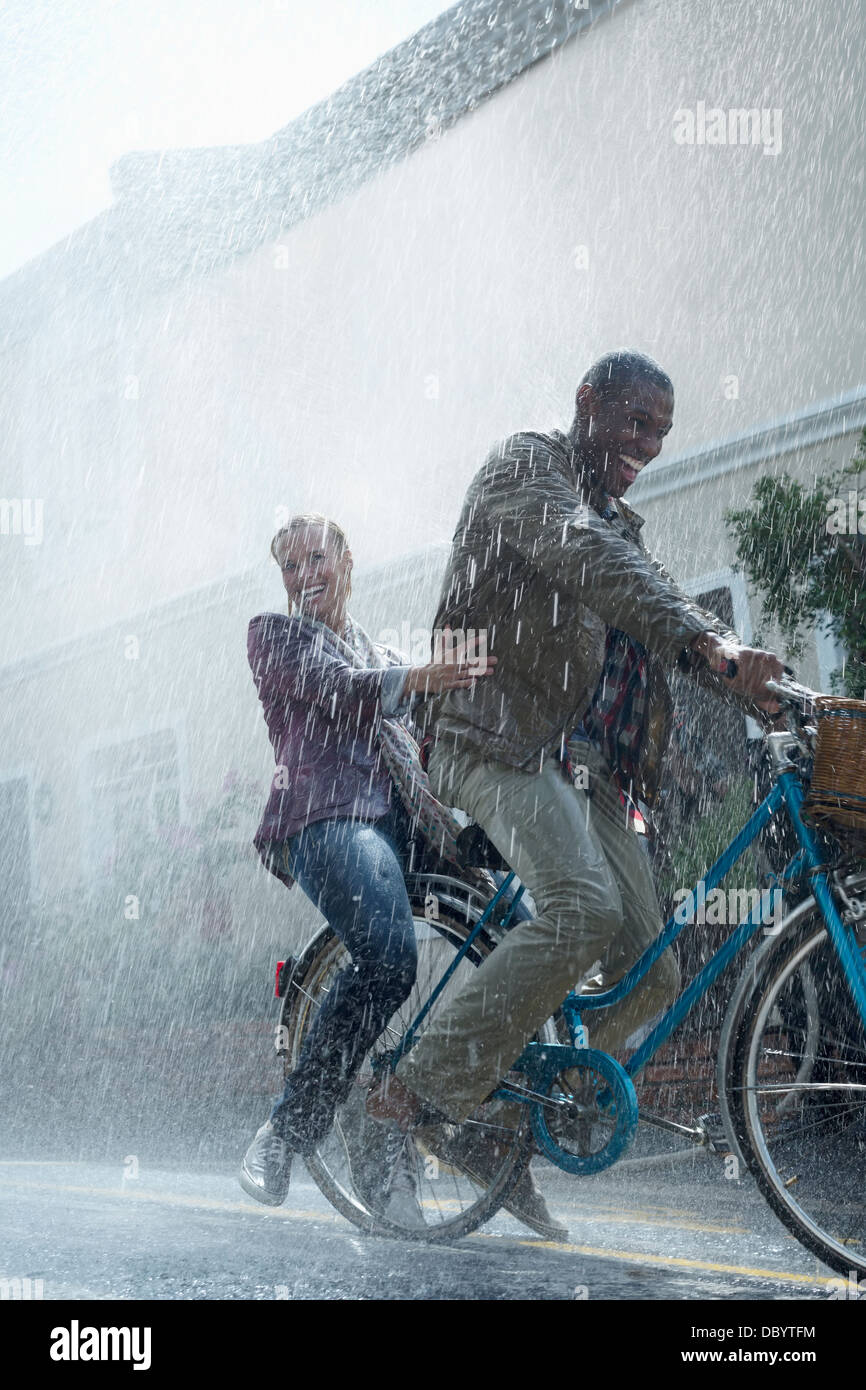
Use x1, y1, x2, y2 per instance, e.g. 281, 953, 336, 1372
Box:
580, 626, 649, 792
570, 499, 649, 795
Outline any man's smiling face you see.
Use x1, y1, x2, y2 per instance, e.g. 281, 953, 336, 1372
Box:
575, 378, 674, 498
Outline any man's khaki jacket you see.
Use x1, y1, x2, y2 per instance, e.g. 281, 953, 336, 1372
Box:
420, 429, 746, 806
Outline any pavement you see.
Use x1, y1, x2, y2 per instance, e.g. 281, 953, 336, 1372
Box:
0, 1135, 838, 1301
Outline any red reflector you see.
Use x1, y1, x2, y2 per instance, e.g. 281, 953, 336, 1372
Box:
275, 961, 285, 998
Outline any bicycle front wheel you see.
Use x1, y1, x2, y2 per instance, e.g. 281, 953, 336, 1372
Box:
724, 909, 866, 1278
279, 878, 537, 1242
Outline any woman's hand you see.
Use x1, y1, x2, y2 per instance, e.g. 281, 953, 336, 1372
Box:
403, 635, 497, 698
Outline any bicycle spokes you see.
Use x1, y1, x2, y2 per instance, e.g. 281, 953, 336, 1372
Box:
742, 934, 866, 1263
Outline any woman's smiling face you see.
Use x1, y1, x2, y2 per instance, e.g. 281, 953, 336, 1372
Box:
276, 525, 352, 630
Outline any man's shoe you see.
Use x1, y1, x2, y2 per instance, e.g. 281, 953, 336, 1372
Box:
432, 1126, 569, 1240
336, 1086, 426, 1228
506, 1164, 570, 1240
365, 1072, 449, 1131
239, 1120, 293, 1206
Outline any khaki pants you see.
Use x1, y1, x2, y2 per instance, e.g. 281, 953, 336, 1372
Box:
396, 738, 680, 1121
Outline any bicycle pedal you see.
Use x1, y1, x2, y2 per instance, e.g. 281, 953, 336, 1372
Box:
696, 1112, 732, 1154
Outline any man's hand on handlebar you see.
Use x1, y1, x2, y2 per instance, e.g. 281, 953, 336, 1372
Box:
689, 632, 786, 711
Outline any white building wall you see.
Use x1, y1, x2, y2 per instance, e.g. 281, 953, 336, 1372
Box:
1, 0, 863, 919
1, 0, 862, 665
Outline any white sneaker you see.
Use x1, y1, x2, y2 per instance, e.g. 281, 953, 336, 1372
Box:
239, 1121, 293, 1206
336, 1086, 426, 1228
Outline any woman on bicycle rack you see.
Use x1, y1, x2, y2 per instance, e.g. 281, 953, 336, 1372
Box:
239, 512, 495, 1223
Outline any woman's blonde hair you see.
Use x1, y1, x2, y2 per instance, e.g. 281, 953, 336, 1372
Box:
270, 513, 350, 566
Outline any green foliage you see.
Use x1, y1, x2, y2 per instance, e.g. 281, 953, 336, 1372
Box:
725, 429, 866, 698
657, 774, 756, 906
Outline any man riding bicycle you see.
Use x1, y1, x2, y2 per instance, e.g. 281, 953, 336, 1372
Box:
368, 350, 786, 1193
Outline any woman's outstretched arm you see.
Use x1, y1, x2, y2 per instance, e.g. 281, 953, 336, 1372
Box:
249, 615, 497, 726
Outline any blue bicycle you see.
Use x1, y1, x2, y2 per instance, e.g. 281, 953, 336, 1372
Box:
276, 678, 866, 1275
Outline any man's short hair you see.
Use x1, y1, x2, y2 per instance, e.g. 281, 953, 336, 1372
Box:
578, 350, 673, 402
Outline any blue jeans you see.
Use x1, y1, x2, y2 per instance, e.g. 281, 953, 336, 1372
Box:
269, 806, 418, 1151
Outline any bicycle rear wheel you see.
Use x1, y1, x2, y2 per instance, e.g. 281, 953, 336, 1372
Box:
279, 876, 537, 1242
723, 907, 866, 1278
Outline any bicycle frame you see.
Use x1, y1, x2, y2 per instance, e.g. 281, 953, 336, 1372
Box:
390, 735, 866, 1082
586, 756, 866, 1082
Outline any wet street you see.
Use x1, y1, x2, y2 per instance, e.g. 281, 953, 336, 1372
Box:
2, 0, 865, 1361
0, 1143, 835, 1302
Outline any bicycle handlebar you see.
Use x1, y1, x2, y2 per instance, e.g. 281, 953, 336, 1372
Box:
764, 675, 821, 707
721, 660, 819, 721
758, 675, 823, 748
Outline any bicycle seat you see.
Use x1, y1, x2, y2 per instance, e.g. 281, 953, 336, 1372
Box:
454, 824, 510, 872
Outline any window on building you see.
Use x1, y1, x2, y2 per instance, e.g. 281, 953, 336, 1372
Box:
85, 729, 181, 881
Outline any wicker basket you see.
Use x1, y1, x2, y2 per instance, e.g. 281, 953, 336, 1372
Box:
803, 696, 866, 832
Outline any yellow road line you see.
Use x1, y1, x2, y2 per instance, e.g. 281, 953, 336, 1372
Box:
0, 1172, 832, 1287
566, 1197, 748, 1223
421, 1195, 746, 1235
472, 1233, 833, 1288
3, 1174, 742, 1236
0, 1165, 745, 1232
577, 1211, 749, 1236
0, 1176, 343, 1224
